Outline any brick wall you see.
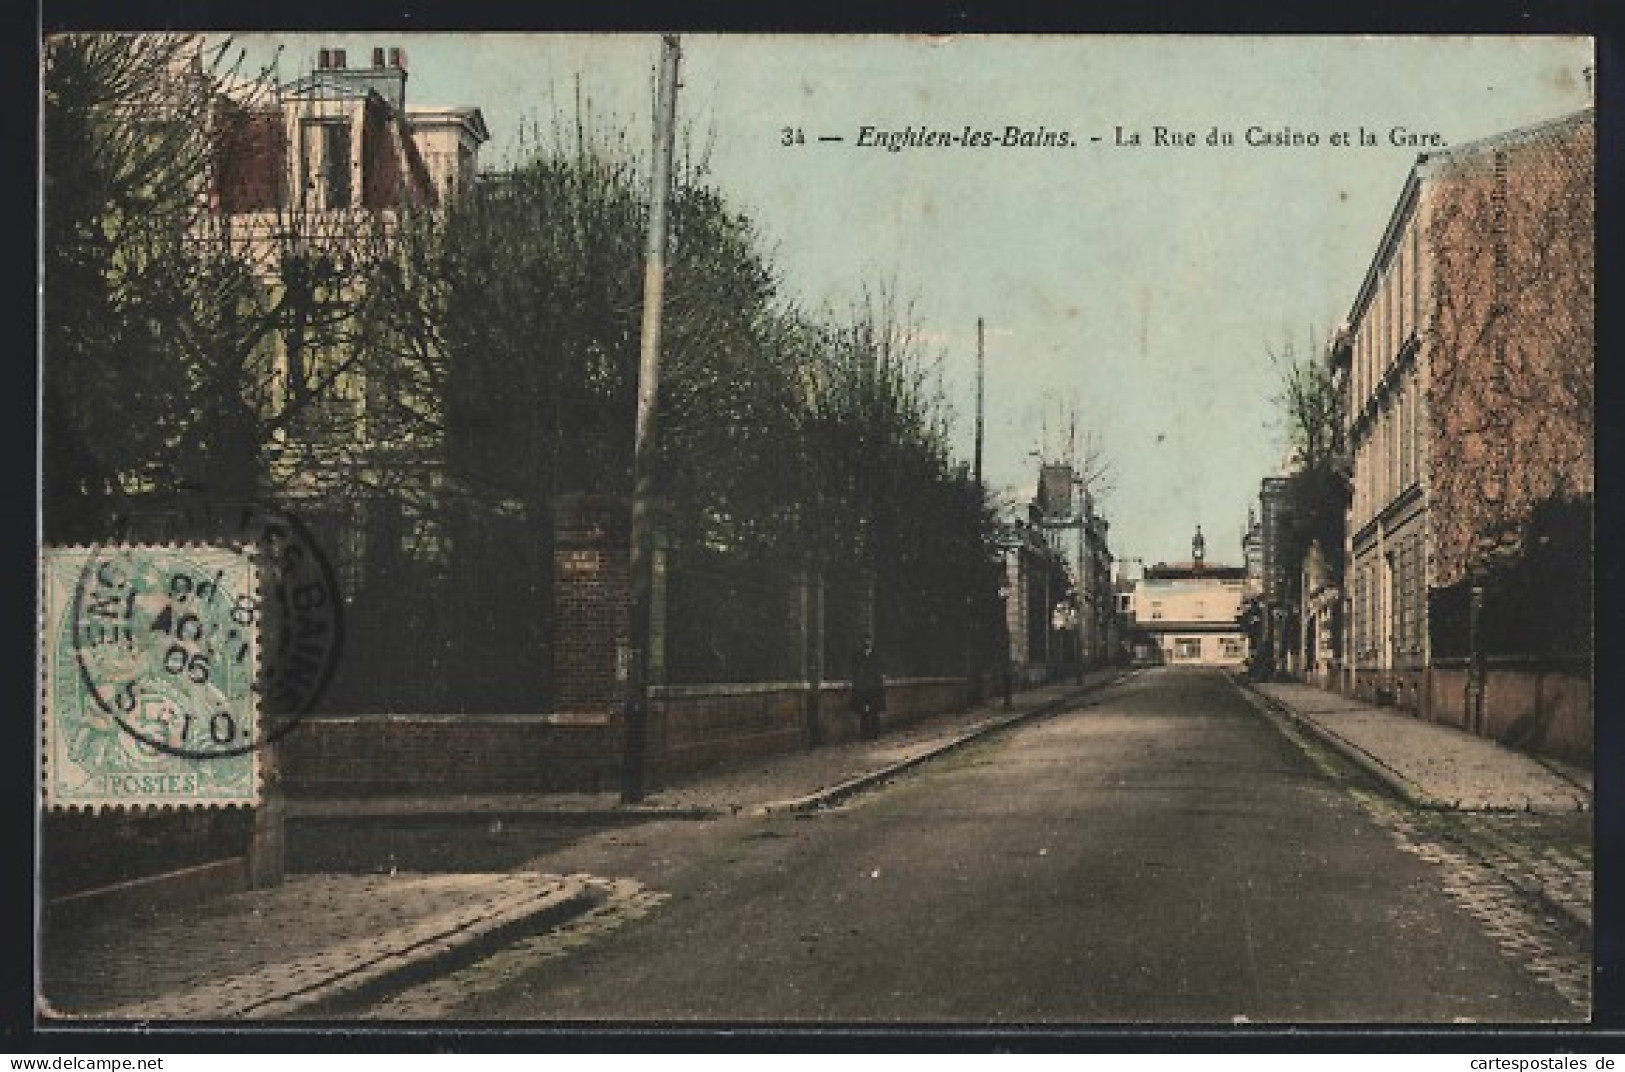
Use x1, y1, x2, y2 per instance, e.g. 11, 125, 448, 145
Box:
552, 494, 630, 713
280, 677, 976, 796
280, 714, 623, 795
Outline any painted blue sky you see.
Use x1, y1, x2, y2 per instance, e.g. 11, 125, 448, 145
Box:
223, 33, 1593, 567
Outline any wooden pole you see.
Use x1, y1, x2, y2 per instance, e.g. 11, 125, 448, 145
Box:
621, 34, 681, 804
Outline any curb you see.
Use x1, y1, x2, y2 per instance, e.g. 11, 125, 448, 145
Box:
274, 875, 602, 1019
87, 875, 601, 1022
753, 674, 1127, 816
1232, 676, 1444, 809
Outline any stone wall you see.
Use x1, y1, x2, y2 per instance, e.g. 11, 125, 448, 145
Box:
1428, 662, 1592, 767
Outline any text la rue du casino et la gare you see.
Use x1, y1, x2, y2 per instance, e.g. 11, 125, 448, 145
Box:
1114, 123, 1447, 148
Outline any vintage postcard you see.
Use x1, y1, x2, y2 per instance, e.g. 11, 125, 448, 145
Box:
36, 33, 1594, 1031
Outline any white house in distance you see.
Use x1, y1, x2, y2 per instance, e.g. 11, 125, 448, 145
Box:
1132, 526, 1251, 667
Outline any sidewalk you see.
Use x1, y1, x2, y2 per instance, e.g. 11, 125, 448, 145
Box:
1239, 676, 1594, 936
40, 671, 1122, 1023
1243, 679, 1593, 813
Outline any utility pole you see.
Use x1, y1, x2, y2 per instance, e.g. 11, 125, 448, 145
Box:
974, 318, 985, 488
969, 318, 986, 704
622, 34, 681, 804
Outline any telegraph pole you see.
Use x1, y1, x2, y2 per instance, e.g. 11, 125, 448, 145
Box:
974, 318, 985, 488
622, 34, 681, 804
967, 319, 988, 703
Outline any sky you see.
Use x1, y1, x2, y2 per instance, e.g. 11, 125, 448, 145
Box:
223, 33, 1593, 568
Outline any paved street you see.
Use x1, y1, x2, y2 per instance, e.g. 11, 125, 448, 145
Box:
344, 667, 1588, 1023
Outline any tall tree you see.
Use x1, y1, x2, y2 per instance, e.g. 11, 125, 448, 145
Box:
43, 33, 217, 539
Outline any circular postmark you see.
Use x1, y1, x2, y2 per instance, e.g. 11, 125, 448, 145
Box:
73, 500, 343, 759
227, 501, 345, 726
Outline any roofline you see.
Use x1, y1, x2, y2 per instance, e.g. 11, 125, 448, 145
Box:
1340, 107, 1594, 332
1426, 105, 1593, 165
1346, 168, 1422, 328
407, 106, 491, 144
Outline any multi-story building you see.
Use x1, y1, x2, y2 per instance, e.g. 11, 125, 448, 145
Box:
997, 500, 1069, 685
997, 462, 1115, 682
214, 46, 487, 217
204, 45, 490, 708
1035, 463, 1115, 673
1335, 108, 1593, 734
1132, 528, 1250, 667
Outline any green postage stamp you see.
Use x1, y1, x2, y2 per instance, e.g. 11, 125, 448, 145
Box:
41, 545, 261, 809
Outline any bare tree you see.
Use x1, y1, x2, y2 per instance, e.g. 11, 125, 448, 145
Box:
1033, 393, 1115, 505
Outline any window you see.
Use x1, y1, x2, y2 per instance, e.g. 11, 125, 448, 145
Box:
1389, 403, 1400, 501
1400, 393, 1409, 488
1175, 638, 1202, 661
1397, 234, 1408, 343
1383, 269, 1393, 366
1410, 376, 1423, 487
301, 119, 353, 210
1411, 221, 1422, 330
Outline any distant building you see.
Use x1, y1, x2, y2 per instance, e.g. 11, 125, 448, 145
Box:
1252, 475, 1294, 673
997, 501, 1068, 685
1133, 527, 1250, 666
1240, 506, 1263, 600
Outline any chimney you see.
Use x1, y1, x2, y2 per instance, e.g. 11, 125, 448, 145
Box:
317, 44, 408, 112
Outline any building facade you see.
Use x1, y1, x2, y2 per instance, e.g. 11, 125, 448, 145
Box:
1334, 108, 1593, 752
1132, 529, 1250, 667
998, 462, 1116, 682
